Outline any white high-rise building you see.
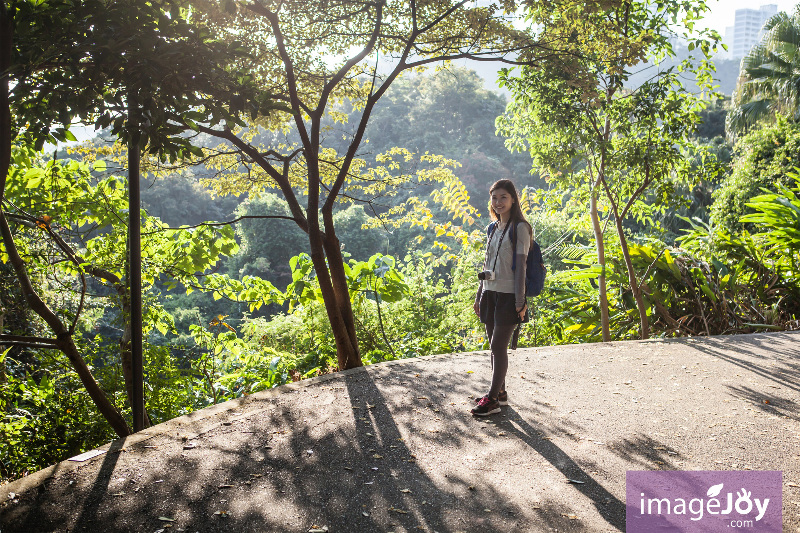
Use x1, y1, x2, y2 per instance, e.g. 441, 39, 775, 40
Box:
731, 4, 778, 58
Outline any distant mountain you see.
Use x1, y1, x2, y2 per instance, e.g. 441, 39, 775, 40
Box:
710, 58, 742, 97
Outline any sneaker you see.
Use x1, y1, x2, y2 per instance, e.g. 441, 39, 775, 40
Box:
475, 391, 508, 406
471, 396, 501, 416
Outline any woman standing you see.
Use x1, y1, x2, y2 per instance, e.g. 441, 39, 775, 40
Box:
472, 179, 531, 416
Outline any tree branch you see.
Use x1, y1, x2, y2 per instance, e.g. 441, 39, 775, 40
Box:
247, 1, 314, 146
196, 124, 309, 233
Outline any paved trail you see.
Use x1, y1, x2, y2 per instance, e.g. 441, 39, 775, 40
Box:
2, 331, 799, 532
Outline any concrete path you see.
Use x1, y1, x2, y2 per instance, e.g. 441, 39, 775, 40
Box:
2, 331, 799, 532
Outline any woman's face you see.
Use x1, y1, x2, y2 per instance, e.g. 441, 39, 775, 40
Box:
491, 188, 515, 218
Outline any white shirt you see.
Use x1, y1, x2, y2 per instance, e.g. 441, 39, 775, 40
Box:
482, 221, 531, 294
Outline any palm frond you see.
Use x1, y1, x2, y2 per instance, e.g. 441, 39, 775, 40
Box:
727, 10, 800, 139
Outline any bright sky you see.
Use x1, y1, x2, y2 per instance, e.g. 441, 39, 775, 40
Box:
699, 0, 799, 34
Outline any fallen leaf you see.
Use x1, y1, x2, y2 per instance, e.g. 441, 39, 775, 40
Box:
466, 370, 474, 374
788, 482, 799, 488
400, 489, 412, 493
373, 454, 383, 459
561, 513, 579, 520
362, 512, 369, 517
307, 527, 328, 533
214, 510, 230, 518
219, 484, 234, 489
158, 517, 176, 522
567, 479, 585, 484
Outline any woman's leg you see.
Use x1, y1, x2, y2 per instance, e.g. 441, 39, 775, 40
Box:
488, 322, 516, 400
485, 321, 507, 395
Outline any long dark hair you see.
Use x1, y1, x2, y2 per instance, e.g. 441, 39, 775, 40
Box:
488, 180, 532, 238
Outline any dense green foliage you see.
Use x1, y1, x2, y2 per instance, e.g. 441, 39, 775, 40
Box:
712, 115, 800, 232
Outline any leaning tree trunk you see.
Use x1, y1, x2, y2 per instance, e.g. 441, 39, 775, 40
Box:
613, 215, 650, 339
590, 177, 611, 342
307, 226, 362, 370
0, 210, 131, 436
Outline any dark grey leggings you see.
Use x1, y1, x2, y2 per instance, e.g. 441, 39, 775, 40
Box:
485, 321, 517, 400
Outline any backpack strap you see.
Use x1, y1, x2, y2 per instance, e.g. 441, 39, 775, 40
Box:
511, 222, 517, 271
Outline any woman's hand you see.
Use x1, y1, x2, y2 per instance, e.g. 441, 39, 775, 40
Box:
516, 303, 527, 321
473, 300, 480, 317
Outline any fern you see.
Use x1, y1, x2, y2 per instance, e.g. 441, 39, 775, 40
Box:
555, 243, 592, 261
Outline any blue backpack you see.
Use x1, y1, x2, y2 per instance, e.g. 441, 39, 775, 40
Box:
487, 221, 546, 297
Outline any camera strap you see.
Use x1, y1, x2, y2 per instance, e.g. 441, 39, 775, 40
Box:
485, 221, 511, 273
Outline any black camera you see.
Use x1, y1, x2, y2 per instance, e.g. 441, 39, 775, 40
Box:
477, 270, 495, 281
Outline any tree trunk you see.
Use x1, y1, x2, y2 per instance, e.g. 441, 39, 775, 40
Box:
0, 0, 11, 201
613, 216, 650, 339
307, 226, 362, 370
0, 210, 131, 436
0, 306, 6, 411
118, 285, 151, 428
590, 181, 611, 342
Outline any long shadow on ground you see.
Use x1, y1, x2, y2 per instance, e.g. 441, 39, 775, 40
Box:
4, 361, 600, 532
3, 353, 634, 532
685, 333, 800, 394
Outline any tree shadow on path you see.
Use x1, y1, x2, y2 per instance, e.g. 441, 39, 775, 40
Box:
681, 333, 800, 394
491, 406, 627, 531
